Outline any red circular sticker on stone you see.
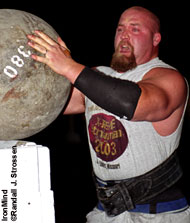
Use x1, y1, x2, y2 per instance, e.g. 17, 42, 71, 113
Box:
88, 113, 128, 162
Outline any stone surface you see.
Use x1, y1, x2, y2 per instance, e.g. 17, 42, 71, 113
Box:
0, 9, 71, 140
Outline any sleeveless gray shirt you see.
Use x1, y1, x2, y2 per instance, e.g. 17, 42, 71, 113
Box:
85, 57, 188, 181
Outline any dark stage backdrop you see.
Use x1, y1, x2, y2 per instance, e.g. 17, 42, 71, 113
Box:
0, 1, 189, 222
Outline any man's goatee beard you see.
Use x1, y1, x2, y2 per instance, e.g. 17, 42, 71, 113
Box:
110, 53, 137, 73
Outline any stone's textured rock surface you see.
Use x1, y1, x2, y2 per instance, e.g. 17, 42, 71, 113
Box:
0, 9, 71, 140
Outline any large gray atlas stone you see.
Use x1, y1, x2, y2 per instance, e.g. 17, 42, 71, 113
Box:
0, 9, 71, 140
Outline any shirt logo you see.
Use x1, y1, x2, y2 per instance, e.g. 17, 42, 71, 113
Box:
88, 113, 128, 162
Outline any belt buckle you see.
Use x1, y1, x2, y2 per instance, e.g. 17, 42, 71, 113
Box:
97, 186, 117, 200
96, 185, 121, 217
97, 184, 135, 216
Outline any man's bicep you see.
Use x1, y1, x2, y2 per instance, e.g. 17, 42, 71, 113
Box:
132, 70, 187, 122
63, 87, 85, 115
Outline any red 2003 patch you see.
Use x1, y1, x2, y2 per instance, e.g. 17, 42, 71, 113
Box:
88, 113, 128, 162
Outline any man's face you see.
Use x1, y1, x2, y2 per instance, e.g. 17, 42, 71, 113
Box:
111, 8, 159, 72
111, 38, 137, 73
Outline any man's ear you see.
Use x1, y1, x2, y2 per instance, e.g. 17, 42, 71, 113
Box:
153, 33, 161, 46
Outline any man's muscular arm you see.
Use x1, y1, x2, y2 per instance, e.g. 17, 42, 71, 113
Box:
27, 31, 141, 119
74, 67, 141, 120
133, 68, 187, 122
63, 87, 85, 115
27, 31, 187, 122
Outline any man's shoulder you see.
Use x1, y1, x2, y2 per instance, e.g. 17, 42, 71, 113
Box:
143, 66, 184, 82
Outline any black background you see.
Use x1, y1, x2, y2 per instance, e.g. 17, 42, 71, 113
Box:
1, 1, 190, 222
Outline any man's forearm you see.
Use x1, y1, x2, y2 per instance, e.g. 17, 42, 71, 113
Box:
74, 67, 141, 120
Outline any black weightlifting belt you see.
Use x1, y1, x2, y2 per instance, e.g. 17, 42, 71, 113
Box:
94, 151, 183, 217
